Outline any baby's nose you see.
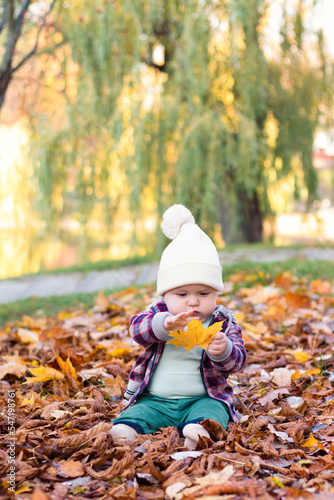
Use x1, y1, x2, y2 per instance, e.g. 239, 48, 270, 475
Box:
188, 295, 199, 305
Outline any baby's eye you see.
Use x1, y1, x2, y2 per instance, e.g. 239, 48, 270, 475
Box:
177, 293, 187, 297
200, 292, 209, 296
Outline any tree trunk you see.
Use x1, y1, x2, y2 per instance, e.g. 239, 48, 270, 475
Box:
238, 190, 263, 243
0, 61, 12, 111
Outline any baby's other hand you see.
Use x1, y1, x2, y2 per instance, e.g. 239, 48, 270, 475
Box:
164, 311, 198, 331
207, 332, 228, 357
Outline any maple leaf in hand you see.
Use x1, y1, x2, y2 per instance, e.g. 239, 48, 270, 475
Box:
167, 319, 223, 352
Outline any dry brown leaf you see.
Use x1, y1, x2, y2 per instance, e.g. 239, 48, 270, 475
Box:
17, 327, 39, 343
0, 359, 28, 379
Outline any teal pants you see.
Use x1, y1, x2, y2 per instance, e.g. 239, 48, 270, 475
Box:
113, 393, 230, 436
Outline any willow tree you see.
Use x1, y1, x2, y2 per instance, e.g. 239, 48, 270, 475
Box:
32, 0, 331, 252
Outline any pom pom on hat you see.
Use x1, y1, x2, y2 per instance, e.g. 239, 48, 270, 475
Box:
161, 204, 195, 240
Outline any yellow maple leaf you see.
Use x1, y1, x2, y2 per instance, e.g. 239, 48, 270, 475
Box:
167, 319, 223, 352
234, 312, 245, 323
24, 365, 64, 384
289, 350, 312, 363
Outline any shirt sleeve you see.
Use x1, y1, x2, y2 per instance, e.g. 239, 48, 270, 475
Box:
129, 300, 172, 347
206, 318, 247, 375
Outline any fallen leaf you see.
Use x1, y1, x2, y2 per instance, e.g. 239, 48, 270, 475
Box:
55, 354, 79, 384
167, 319, 223, 352
24, 365, 64, 384
47, 459, 85, 478
195, 465, 235, 486
171, 451, 202, 460
31, 489, 51, 500
165, 482, 188, 499
268, 423, 294, 443
95, 290, 110, 312
0, 359, 28, 379
301, 433, 326, 451
270, 367, 294, 386
287, 350, 312, 363
258, 388, 290, 405
17, 328, 39, 344
285, 291, 311, 309
271, 476, 285, 488
291, 368, 321, 380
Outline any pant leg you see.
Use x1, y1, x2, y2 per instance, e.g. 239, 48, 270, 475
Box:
177, 396, 231, 436
112, 394, 178, 434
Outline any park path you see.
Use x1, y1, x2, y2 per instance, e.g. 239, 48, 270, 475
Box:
1, 246, 334, 305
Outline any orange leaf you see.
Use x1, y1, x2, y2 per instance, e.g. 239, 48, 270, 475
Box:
31, 489, 51, 500
275, 272, 292, 288
286, 292, 311, 310
311, 279, 331, 294
95, 290, 110, 312
55, 355, 79, 384
167, 319, 223, 352
291, 368, 321, 380
47, 459, 85, 478
262, 304, 286, 321
301, 433, 326, 451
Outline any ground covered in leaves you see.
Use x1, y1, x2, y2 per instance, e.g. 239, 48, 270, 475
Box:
1, 271, 334, 500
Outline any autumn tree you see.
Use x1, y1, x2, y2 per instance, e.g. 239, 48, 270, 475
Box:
31, 0, 332, 252
0, 0, 60, 113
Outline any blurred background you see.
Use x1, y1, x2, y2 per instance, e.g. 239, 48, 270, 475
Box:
0, 0, 333, 280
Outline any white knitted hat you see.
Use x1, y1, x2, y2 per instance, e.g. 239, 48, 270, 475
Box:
156, 204, 224, 296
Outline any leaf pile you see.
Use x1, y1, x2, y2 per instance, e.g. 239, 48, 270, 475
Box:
1, 273, 334, 499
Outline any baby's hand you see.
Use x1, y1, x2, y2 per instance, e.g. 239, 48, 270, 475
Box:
207, 332, 228, 357
164, 311, 198, 331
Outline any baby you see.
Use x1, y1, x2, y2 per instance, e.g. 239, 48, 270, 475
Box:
110, 204, 246, 449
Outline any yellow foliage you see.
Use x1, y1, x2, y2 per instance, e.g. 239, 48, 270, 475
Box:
291, 351, 312, 363
291, 368, 321, 380
167, 319, 223, 352
24, 366, 64, 384
55, 355, 79, 384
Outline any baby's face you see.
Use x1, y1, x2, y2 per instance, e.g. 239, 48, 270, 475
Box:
164, 284, 218, 323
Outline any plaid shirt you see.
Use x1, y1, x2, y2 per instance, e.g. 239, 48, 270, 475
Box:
124, 299, 247, 421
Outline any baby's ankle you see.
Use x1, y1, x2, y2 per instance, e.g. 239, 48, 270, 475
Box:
109, 424, 138, 443
183, 423, 210, 450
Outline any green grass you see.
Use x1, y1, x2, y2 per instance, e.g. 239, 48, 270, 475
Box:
1, 258, 334, 327
222, 258, 334, 291
0, 288, 122, 327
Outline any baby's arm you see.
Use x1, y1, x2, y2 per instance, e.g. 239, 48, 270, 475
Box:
164, 310, 198, 331
130, 300, 173, 347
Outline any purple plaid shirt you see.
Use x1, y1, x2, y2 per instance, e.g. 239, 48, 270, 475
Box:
124, 299, 247, 421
